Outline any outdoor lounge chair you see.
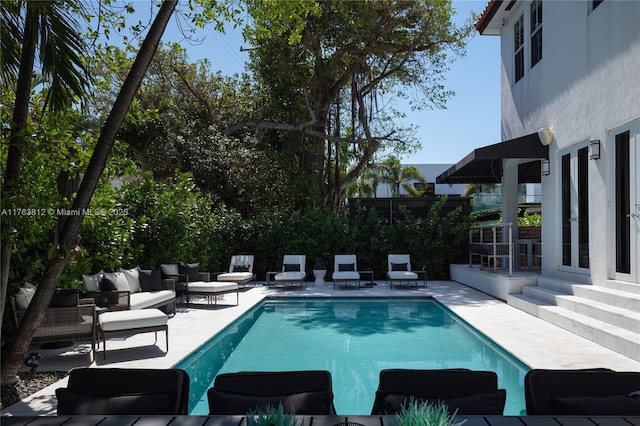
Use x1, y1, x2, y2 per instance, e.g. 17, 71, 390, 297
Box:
11, 292, 97, 360
386, 254, 427, 289
370, 368, 506, 415
524, 368, 640, 415
332, 254, 361, 289
56, 367, 190, 415
207, 370, 337, 415
160, 263, 239, 307
270, 254, 307, 290
215, 255, 256, 287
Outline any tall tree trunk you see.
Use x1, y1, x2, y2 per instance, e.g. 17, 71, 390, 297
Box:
0, 4, 39, 336
1, 0, 177, 394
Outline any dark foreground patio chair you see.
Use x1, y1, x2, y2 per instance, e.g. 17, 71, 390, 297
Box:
524, 368, 640, 415
56, 367, 190, 415
371, 368, 506, 415
207, 370, 336, 415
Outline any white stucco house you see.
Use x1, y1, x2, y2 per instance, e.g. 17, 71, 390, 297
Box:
437, 0, 639, 361
374, 164, 468, 197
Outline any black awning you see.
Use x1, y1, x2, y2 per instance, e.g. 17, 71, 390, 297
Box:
436, 132, 549, 184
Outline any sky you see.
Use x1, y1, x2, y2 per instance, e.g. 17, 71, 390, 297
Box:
141, 0, 502, 166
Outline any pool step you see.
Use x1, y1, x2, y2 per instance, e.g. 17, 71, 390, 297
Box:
508, 278, 640, 362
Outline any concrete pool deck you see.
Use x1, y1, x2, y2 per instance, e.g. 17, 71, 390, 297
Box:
2, 279, 639, 416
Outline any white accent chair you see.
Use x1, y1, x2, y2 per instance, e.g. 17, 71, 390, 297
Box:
273, 254, 307, 290
386, 254, 427, 289
332, 254, 361, 289
215, 255, 256, 287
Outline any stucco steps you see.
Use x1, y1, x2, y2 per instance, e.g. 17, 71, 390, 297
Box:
534, 277, 640, 312
508, 279, 640, 361
519, 285, 640, 333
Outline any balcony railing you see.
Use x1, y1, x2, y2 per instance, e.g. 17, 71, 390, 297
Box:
468, 223, 514, 275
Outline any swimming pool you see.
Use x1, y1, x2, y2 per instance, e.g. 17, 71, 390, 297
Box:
175, 298, 530, 415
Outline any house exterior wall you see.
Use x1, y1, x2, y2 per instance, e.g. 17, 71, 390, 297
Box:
375, 164, 468, 197
494, 0, 640, 285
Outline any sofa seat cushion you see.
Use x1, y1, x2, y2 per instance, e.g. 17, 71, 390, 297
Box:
217, 272, 253, 282
387, 271, 419, 280
129, 290, 175, 310
188, 281, 238, 293
99, 309, 167, 332
275, 272, 306, 281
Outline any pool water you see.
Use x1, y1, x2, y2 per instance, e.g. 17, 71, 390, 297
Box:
175, 298, 530, 415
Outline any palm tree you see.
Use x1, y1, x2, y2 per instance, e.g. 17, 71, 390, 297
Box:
0, 0, 90, 337
1, 0, 177, 394
378, 156, 427, 197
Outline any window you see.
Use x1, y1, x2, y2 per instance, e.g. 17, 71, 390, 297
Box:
592, 0, 604, 11
530, 0, 542, 67
615, 131, 630, 274
514, 15, 525, 82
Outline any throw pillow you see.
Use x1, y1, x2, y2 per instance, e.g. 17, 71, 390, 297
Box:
49, 290, 79, 307
119, 267, 141, 293
391, 262, 408, 271
160, 264, 180, 278
383, 390, 507, 415
338, 263, 355, 272
179, 263, 200, 282
283, 264, 300, 272
55, 388, 176, 415
101, 271, 131, 292
551, 394, 640, 415
139, 269, 163, 292
82, 271, 104, 292
15, 283, 36, 310
232, 264, 250, 272
207, 389, 334, 415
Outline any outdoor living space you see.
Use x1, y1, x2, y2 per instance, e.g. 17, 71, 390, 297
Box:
2, 279, 638, 417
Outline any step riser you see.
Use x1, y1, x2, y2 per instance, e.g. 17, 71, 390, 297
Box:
536, 278, 574, 294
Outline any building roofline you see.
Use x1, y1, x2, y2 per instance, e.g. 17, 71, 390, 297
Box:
475, 0, 503, 34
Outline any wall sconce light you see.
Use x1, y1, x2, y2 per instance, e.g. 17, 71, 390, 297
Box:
541, 159, 550, 176
590, 140, 601, 160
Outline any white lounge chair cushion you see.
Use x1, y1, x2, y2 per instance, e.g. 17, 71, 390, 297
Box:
129, 290, 175, 310
188, 281, 238, 293
387, 271, 419, 280
217, 272, 253, 282
332, 271, 360, 280
274, 271, 306, 281
99, 309, 167, 332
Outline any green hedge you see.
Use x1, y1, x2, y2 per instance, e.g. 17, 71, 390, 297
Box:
9, 172, 471, 290
102, 173, 470, 280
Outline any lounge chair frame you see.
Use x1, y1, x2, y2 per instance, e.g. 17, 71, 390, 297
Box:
269, 254, 307, 290
332, 254, 361, 289
386, 254, 427, 289
214, 255, 256, 287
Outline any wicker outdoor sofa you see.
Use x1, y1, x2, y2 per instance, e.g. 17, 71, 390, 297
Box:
11, 292, 97, 359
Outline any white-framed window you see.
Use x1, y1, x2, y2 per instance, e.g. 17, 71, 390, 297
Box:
514, 15, 525, 82
530, 0, 542, 67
